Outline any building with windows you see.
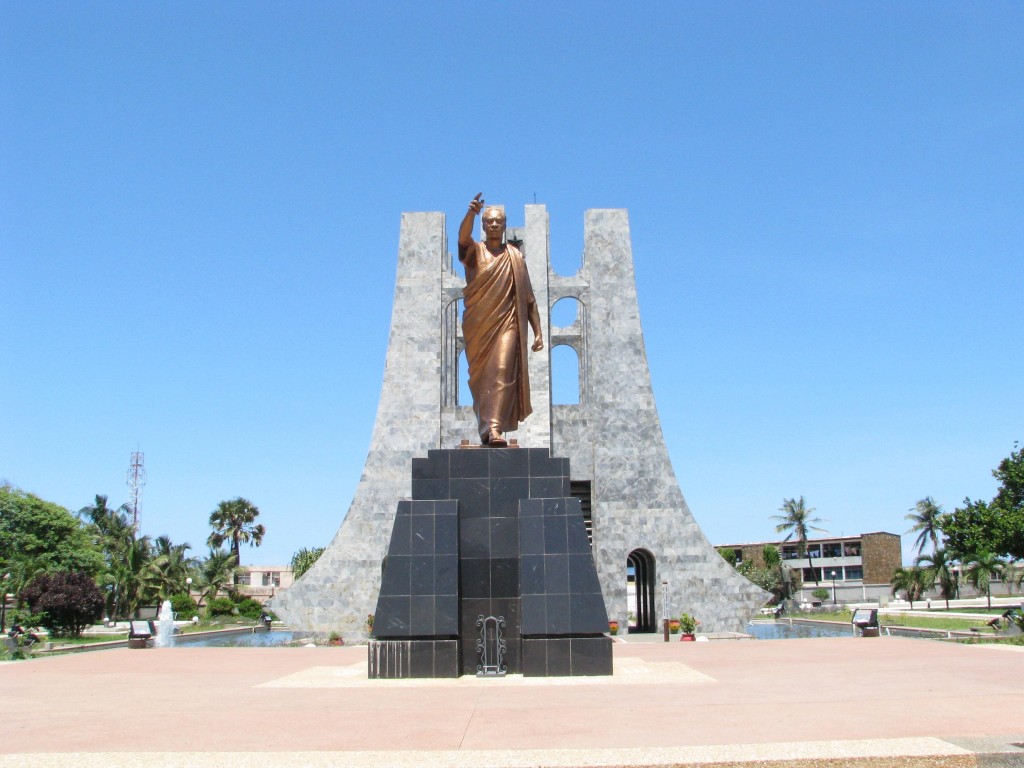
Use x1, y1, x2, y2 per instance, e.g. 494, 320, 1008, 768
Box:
716, 532, 902, 603
233, 565, 294, 605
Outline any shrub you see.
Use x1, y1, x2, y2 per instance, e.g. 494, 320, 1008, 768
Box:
169, 593, 198, 617
812, 587, 831, 602
236, 598, 264, 620
20, 571, 104, 637
205, 596, 236, 617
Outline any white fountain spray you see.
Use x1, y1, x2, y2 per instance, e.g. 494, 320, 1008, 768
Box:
155, 599, 175, 647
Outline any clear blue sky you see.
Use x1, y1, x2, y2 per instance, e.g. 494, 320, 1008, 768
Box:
3, 3, 1021, 568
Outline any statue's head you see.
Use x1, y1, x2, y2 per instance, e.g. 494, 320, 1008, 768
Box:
481, 206, 506, 239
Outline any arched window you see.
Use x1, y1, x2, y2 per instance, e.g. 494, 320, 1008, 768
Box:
550, 296, 579, 327
627, 549, 657, 633
551, 345, 580, 405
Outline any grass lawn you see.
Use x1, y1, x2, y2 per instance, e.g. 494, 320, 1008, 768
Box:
790, 610, 984, 631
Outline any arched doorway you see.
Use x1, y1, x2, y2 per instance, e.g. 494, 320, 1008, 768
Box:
627, 549, 657, 633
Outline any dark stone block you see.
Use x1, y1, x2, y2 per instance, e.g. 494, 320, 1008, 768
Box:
519, 555, 545, 595
410, 556, 435, 595
546, 638, 572, 676
518, 498, 544, 517
520, 593, 546, 634
450, 449, 489, 479
409, 641, 434, 677
433, 640, 459, 676
435, 594, 459, 635
451, 478, 489, 517
411, 453, 446, 479
460, 558, 490, 599
568, 553, 602, 594
528, 449, 563, 478
411, 515, 435, 554
521, 638, 548, 677
570, 592, 611, 634
519, 516, 544, 555
410, 595, 435, 635
411, 477, 448, 500
489, 517, 519, 558
570, 636, 613, 676
434, 513, 458, 555
530, 476, 564, 499
436, 554, 458, 596
490, 558, 519, 598
459, 518, 489, 559
490, 476, 530, 517
379, 554, 410, 596
490, 448, 529, 478
544, 554, 570, 595
374, 596, 410, 635
543, 515, 569, 552
389, 511, 411, 555
546, 594, 571, 634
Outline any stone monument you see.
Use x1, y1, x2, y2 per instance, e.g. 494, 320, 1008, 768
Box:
271, 203, 767, 648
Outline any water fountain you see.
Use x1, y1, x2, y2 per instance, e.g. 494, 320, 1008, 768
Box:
154, 599, 175, 647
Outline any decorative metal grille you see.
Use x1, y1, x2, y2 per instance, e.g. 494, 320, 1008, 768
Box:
476, 615, 507, 677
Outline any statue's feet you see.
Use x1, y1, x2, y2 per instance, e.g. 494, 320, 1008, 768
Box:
486, 429, 507, 447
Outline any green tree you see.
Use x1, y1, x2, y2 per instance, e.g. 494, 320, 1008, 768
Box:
207, 498, 265, 566
111, 536, 160, 618
290, 546, 326, 580
772, 496, 826, 584
0, 486, 103, 607
762, 544, 794, 601
151, 535, 196, 601
890, 566, 929, 609
906, 497, 944, 555
20, 571, 104, 638
197, 549, 238, 608
962, 551, 1005, 608
943, 444, 1024, 560
916, 548, 957, 609
79, 495, 154, 619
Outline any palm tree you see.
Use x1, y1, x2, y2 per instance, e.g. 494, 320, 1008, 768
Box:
151, 536, 196, 600
105, 535, 160, 619
772, 497, 826, 584
916, 548, 957, 609
890, 566, 929, 609
906, 497, 944, 555
962, 551, 1006, 609
197, 549, 238, 608
207, 498, 265, 566
290, 546, 326, 580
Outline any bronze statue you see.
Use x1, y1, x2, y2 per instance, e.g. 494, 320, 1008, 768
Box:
459, 193, 544, 447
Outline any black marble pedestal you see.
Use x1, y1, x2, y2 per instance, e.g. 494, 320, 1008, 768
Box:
368, 447, 612, 678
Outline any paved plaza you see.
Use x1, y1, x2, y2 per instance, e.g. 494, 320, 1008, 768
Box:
3, 636, 1023, 767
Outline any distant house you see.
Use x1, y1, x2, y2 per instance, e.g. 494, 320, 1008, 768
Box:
716, 532, 902, 603
233, 565, 294, 605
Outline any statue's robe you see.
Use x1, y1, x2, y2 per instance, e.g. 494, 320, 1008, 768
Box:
461, 242, 535, 442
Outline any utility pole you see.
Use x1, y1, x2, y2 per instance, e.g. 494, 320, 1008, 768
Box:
126, 451, 146, 533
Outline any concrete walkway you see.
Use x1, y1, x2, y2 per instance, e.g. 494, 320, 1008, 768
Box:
3, 636, 1023, 766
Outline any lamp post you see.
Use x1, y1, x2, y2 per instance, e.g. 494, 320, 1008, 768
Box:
185, 577, 193, 598
1, 573, 10, 633
831, 570, 837, 605
661, 580, 670, 642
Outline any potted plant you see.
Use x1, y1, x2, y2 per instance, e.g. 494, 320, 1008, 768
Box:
328, 631, 344, 646
608, 619, 619, 635
365, 613, 375, 633
668, 618, 680, 634
678, 613, 698, 641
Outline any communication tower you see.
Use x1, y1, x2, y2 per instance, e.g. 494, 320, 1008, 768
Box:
126, 451, 146, 532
